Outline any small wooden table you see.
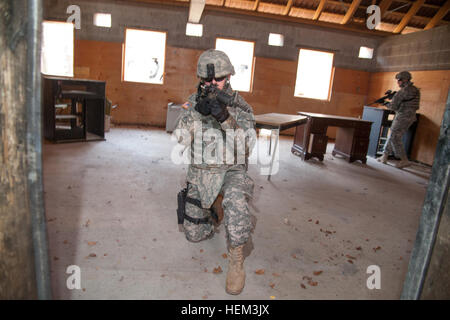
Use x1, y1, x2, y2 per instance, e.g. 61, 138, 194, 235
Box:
292, 112, 372, 163
255, 113, 307, 180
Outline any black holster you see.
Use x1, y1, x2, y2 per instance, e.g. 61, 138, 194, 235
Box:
177, 185, 219, 226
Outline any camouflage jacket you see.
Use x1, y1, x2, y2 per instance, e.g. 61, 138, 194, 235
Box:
387, 82, 420, 117
175, 85, 255, 208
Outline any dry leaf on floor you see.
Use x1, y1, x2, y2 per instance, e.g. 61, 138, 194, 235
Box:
301, 283, 306, 289
88, 253, 97, 258
213, 266, 223, 274
315, 220, 319, 224
255, 269, 265, 275
347, 260, 353, 264
269, 283, 275, 289
373, 246, 381, 252
308, 280, 318, 286
200, 249, 204, 253
204, 268, 208, 273
87, 241, 97, 246
291, 254, 298, 259
202, 295, 208, 299
222, 253, 227, 259
313, 271, 323, 276
356, 247, 362, 250
308, 219, 312, 222
63, 240, 68, 244
346, 254, 356, 260
53, 257, 59, 261
84, 220, 91, 227
302, 276, 312, 281
272, 273, 280, 277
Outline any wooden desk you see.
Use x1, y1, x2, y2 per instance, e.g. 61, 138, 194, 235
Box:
255, 113, 308, 180
291, 112, 372, 163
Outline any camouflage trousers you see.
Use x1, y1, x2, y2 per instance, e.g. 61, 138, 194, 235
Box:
384, 112, 416, 159
183, 169, 254, 247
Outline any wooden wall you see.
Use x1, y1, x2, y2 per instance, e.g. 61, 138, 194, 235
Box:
74, 39, 370, 138
367, 70, 450, 165
74, 39, 449, 164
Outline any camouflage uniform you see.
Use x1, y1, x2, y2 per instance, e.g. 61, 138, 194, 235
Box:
384, 74, 420, 159
175, 60, 255, 248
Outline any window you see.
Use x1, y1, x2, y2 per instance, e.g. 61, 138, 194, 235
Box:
294, 49, 334, 101
41, 21, 74, 77
358, 46, 374, 59
268, 33, 284, 47
93, 13, 111, 28
123, 29, 166, 84
186, 23, 203, 37
215, 38, 254, 92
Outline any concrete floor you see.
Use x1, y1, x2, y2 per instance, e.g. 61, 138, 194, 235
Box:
43, 126, 431, 299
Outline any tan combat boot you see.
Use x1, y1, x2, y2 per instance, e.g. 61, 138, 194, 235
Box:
226, 245, 245, 295
395, 156, 411, 169
376, 153, 388, 164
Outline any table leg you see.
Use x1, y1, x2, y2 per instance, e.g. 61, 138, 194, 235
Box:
267, 128, 279, 181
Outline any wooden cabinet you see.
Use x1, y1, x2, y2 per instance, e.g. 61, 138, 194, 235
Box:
292, 112, 372, 163
43, 76, 106, 143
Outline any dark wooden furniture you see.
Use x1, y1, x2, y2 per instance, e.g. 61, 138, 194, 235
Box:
291, 112, 372, 163
362, 106, 419, 159
255, 113, 308, 180
43, 76, 106, 143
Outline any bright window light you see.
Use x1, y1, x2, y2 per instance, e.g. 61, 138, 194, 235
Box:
294, 49, 334, 101
359, 46, 374, 59
268, 33, 284, 47
93, 13, 111, 28
186, 23, 203, 37
215, 38, 254, 92
41, 21, 74, 77
123, 29, 166, 84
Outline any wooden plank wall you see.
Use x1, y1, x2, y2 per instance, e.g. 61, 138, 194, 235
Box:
367, 70, 450, 165
74, 39, 370, 139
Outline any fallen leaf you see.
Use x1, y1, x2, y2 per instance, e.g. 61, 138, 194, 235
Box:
308, 219, 312, 222
269, 283, 275, 289
255, 269, 265, 275
87, 241, 97, 246
213, 266, 223, 274
88, 253, 97, 258
313, 271, 323, 276
202, 295, 208, 299
53, 256, 59, 261
160, 274, 166, 278
315, 220, 319, 224
104, 253, 108, 256
84, 219, 91, 227
272, 273, 280, 277
203, 268, 208, 273
270, 296, 276, 299
356, 247, 362, 250
63, 240, 68, 244
302, 276, 312, 281
82, 288, 86, 292
308, 280, 318, 286
347, 260, 353, 264
300, 283, 306, 289
200, 249, 204, 253
373, 246, 381, 252
222, 253, 228, 259
291, 254, 298, 259
346, 254, 356, 260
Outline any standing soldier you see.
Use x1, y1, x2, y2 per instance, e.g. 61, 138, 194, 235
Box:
175, 49, 255, 295
377, 71, 420, 168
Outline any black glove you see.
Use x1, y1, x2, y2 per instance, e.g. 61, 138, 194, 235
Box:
209, 99, 229, 123
195, 97, 211, 116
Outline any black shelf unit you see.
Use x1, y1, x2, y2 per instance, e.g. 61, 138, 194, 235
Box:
43, 76, 106, 143
362, 106, 419, 159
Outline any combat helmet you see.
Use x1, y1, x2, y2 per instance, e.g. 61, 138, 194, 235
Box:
395, 71, 412, 81
197, 49, 235, 80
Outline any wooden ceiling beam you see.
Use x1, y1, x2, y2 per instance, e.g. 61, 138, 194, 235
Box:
340, 0, 363, 25
393, 0, 425, 33
253, 0, 260, 11
424, 0, 450, 30
313, 0, 327, 21
378, 0, 393, 17
283, 0, 294, 16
